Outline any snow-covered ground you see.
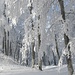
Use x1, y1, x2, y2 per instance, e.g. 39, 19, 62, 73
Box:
0, 52, 75, 75
0, 65, 75, 75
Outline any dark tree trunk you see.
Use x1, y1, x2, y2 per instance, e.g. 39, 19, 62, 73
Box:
64, 33, 69, 48
58, 0, 74, 75
10, 42, 12, 56
7, 31, 9, 55
39, 58, 42, 71
4, 29, 7, 55
6, 31, 9, 56
66, 45, 74, 75
31, 42, 35, 68
42, 52, 46, 66
2, 37, 4, 53
28, 0, 35, 68
38, 29, 42, 71
55, 34, 60, 60
37, 15, 42, 71
52, 50, 56, 65
58, 0, 65, 20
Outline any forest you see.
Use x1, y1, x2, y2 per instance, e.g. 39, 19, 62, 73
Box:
0, 0, 75, 75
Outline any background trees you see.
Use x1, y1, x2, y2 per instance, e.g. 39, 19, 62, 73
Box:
0, 0, 75, 74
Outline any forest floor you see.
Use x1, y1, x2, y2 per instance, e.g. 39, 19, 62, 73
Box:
0, 52, 75, 75
0, 65, 75, 75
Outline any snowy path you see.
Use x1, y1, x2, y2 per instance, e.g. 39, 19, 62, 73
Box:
0, 65, 70, 75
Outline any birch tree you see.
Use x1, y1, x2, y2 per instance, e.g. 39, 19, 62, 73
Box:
37, 15, 42, 71
27, 0, 35, 68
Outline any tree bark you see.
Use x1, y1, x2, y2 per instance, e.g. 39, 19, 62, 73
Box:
52, 50, 56, 65
28, 0, 35, 68
10, 42, 12, 56
66, 45, 74, 75
58, 0, 65, 20
4, 29, 7, 55
7, 31, 9, 56
58, 0, 74, 75
55, 34, 60, 60
37, 15, 42, 71
38, 58, 42, 71
2, 37, 4, 53
31, 42, 35, 68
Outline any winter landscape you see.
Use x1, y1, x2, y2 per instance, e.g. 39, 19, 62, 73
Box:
0, 0, 75, 75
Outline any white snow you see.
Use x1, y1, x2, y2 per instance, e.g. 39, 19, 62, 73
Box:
12, 17, 17, 26
0, 52, 75, 75
0, 64, 75, 75
0, 0, 75, 75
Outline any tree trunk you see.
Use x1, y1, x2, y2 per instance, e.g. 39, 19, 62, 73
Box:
37, 15, 42, 70
28, 0, 35, 68
55, 34, 60, 60
6, 31, 9, 56
10, 42, 12, 56
38, 58, 42, 71
58, 0, 65, 20
7, 31, 9, 56
66, 45, 74, 75
31, 42, 35, 68
58, 0, 74, 75
38, 33, 42, 71
64, 33, 69, 48
4, 29, 7, 55
42, 52, 46, 66
52, 50, 56, 65
2, 37, 4, 53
